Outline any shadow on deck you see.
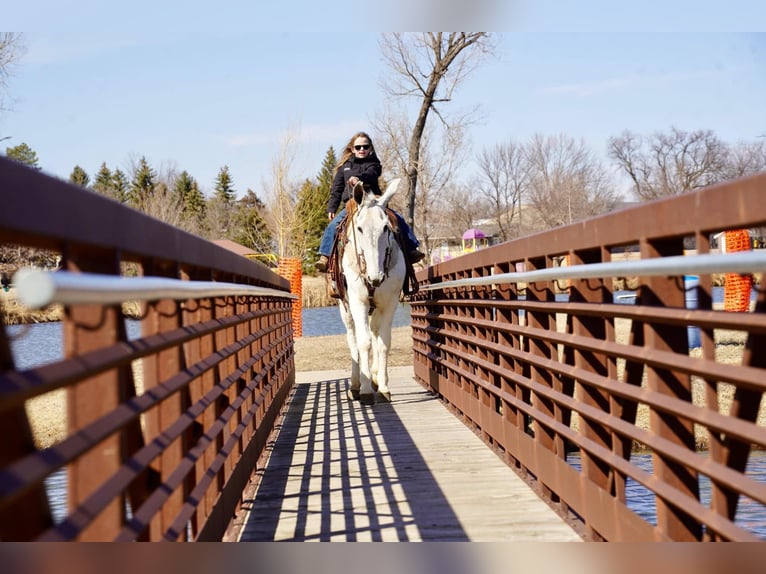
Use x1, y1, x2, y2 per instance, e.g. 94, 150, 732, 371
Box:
231, 367, 581, 542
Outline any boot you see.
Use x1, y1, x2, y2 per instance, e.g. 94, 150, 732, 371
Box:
408, 249, 425, 264
315, 255, 329, 273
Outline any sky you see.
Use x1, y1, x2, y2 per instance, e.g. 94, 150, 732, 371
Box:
2, 4, 765, 199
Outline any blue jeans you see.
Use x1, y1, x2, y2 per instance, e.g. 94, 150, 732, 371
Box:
318, 208, 420, 257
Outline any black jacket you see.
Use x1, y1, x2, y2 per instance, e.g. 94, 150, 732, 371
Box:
327, 154, 382, 214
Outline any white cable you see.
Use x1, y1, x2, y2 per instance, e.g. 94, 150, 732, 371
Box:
13, 268, 297, 309
419, 251, 766, 291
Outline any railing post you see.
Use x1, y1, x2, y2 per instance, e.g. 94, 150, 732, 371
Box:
63, 249, 127, 540
640, 238, 701, 541
140, 260, 189, 540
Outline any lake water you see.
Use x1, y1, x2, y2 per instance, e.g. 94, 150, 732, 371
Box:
6, 303, 413, 370
567, 451, 766, 540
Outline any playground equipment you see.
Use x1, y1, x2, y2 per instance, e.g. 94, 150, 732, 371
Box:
462, 228, 487, 253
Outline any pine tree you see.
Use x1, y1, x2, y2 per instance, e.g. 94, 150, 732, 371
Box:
318, 146, 337, 190
69, 165, 90, 188
294, 179, 326, 271
234, 189, 273, 256
294, 146, 336, 269
128, 156, 156, 207
5, 142, 40, 170
174, 170, 206, 227
213, 165, 236, 205
93, 162, 113, 197
112, 169, 129, 203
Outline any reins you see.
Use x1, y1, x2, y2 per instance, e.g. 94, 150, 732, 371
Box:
330, 182, 419, 305
348, 201, 392, 307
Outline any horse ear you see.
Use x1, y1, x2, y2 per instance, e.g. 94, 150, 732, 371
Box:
378, 178, 400, 208
352, 181, 366, 205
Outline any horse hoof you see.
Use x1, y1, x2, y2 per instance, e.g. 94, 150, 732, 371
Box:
359, 393, 375, 405
378, 391, 391, 402
372, 380, 379, 392
347, 389, 360, 401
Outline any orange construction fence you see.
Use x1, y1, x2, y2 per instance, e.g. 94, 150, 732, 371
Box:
277, 257, 302, 337
723, 229, 752, 313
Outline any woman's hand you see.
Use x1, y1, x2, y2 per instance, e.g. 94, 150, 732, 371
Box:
348, 176, 360, 187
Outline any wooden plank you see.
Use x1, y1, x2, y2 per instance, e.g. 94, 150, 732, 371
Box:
235, 367, 581, 542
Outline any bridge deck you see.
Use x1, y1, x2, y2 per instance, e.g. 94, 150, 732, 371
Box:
231, 367, 582, 542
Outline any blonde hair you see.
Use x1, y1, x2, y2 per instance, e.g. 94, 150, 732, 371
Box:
333, 131, 376, 176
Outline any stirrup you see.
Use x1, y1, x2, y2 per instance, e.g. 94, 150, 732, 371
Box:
409, 249, 425, 264
328, 279, 341, 299
315, 256, 329, 273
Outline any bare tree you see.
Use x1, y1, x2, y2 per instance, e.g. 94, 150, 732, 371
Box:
474, 140, 529, 241
443, 182, 487, 233
379, 32, 494, 231
432, 181, 489, 252
140, 182, 186, 229
526, 134, 616, 229
720, 139, 766, 180
608, 127, 728, 200
414, 124, 468, 255
374, 105, 468, 257
262, 128, 305, 260
0, 32, 24, 117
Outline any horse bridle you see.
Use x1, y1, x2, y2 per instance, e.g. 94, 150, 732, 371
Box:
349, 203, 395, 305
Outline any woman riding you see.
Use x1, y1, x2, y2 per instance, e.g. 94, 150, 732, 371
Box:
315, 131, 424, 272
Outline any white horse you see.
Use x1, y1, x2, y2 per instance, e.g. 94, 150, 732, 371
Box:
339, 178, 406, 404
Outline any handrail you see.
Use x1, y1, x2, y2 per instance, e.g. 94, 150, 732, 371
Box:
420, 251, 766, 290
13, 268, 298, 309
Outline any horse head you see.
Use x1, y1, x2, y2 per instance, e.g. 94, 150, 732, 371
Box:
348, 178, 402, 288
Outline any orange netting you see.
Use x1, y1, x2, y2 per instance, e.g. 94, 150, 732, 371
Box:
277, 257, 302, 337
723, 229, 752, 312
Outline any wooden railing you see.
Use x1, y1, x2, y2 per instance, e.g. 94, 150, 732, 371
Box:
411, 173, 766, 541
0, 157, 296, 541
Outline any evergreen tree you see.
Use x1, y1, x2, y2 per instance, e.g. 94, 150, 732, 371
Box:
129, 156, 156, 207
234, 189, 273, 255
92, 162, 113, 197
213, 165, 236, 205
69, 165, 90, 188
112, 168, 129, 203
5, 142, 40, 170
318, 146, 337, 190
294, 147, 336, 269
174, 170, 206, 226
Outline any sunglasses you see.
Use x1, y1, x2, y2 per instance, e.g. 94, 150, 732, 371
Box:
354, 144, 371, 151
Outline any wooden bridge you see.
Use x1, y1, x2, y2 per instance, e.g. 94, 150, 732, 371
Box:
1, 156, 766, 542
230, 367, 580, 542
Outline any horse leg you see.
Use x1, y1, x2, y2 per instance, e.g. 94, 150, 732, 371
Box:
370, 329, 379, 392
340, 301, 361, 400
349, 302, 375, 404
346, 331, 361, 401
369, 303, 397, 402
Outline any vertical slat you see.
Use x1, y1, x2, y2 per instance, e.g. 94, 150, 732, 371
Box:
640, 238, 701, 541
64, 250, 124, 541
526, 256, 556, 451
181, 267, 205, 539
0, 323, 54, 540
141, 260, 188, 540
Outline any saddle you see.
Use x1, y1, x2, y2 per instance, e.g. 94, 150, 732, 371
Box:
326, 201, 419, 303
